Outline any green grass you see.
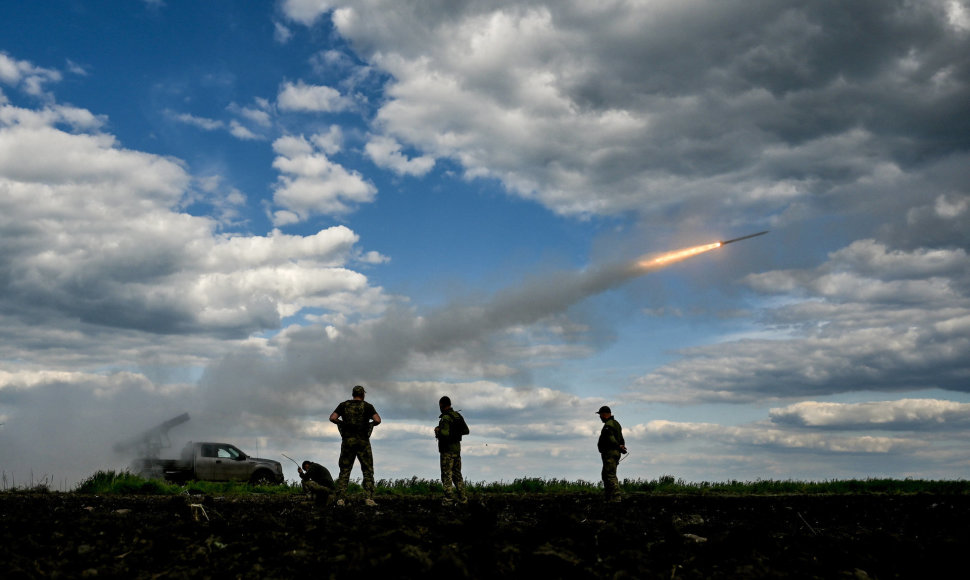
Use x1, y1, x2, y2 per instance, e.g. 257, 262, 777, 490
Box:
74, 470, 182, 495
4, 470, 967, 496
71, 470, 303, 495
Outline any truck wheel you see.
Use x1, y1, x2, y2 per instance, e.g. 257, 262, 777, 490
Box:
250, 470, 278, 486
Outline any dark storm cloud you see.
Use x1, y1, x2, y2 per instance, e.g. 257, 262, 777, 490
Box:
327, 0, 970, 219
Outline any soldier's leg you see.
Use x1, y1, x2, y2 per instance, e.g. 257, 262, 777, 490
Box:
439, 452, 455, 499
358, 441, 375, 499
452, 452, 467, 501
600, 453, 612, 497
304, 480, 332, 505
335, 440, 355, 498
602, 452, 621, 500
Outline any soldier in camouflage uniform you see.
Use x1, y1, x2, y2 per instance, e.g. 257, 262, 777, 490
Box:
330, 385, 382, 506
434, 396, 468, 505
596, 405, 627, 502
298, 460, 335, 505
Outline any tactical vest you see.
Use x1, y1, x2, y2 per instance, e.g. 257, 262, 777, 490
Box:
340, 399, 371, 438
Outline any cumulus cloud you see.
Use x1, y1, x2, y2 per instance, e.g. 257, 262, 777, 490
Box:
0, 52, 62, 97
638, 419, 927, 454
277, 80, 353, 113
280, 0, 333, 26
168, 110, 225, 131
270, 133, 377, 222
770, 399, 970, 430
274, 21, 294, 43
0, 67, 397, 484
229, 101, 273, 128
631, 240, 970, 403
365, 135, 435, 176
608, 397, 970, 480
0, 102, 389, 341
277, 0, 970, 222
168, 105, 269, 141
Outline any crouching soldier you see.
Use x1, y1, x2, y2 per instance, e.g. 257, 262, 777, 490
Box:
299, 460, 335, 505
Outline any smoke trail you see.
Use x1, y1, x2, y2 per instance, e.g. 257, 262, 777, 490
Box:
417, 240, 726, 348
200, 240, 730, 425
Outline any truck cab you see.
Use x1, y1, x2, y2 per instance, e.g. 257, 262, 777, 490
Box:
194, 443, 259, 481
170, 441, 283, 484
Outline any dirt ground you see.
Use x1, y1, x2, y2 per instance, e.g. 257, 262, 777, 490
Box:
1, 492, 967, 578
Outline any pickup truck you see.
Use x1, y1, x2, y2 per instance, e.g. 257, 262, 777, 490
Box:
134, 441, 284, 485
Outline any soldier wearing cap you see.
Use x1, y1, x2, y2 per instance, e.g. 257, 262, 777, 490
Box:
596, 405, 627, 502
330, 385, 382, 506
434, 396, 469, 505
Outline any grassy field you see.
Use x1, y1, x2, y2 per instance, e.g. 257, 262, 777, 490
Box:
6, 471, 969, 577
3, 470, 967, 496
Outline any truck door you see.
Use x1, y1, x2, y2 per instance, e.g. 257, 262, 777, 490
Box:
193, 443, 219, 480
210, 444, 252, 481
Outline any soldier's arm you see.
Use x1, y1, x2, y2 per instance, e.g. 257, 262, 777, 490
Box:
615, 423, 628, 452
371, 410, 382, 426
329, 410, 341, 425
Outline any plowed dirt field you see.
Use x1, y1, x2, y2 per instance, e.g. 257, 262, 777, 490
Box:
2, 493, 966, 578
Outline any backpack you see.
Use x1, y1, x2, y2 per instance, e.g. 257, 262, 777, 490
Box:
450, 411, 470, 441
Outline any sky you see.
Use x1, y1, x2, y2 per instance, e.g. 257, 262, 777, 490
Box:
1, 0, 969, 489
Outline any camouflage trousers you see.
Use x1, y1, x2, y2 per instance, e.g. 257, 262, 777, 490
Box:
601, 450, 622, 500
303, 480, 333, 505
439, 451, 467, 501
336, 437, 375, 499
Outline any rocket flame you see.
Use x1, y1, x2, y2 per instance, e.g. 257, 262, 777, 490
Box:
635, 241, 722, 271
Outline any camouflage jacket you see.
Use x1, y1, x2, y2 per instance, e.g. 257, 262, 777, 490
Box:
333, 399, 378, 439
300, 461, 335, 489
597, 418, 625, 454
437, 409, 465, 454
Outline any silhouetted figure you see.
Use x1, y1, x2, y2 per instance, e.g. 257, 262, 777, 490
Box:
596, 405, 627, 502
330, 385, 381, 506
435, 396, 469, 505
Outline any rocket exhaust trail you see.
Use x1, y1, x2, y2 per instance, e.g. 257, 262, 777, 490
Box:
630, 231, 768, 274
415, 231, 769, 351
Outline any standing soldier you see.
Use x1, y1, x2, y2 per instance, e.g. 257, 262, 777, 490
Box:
434, 396, 469, 505
330, 385, 381, 506
596, 405, 627, 502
